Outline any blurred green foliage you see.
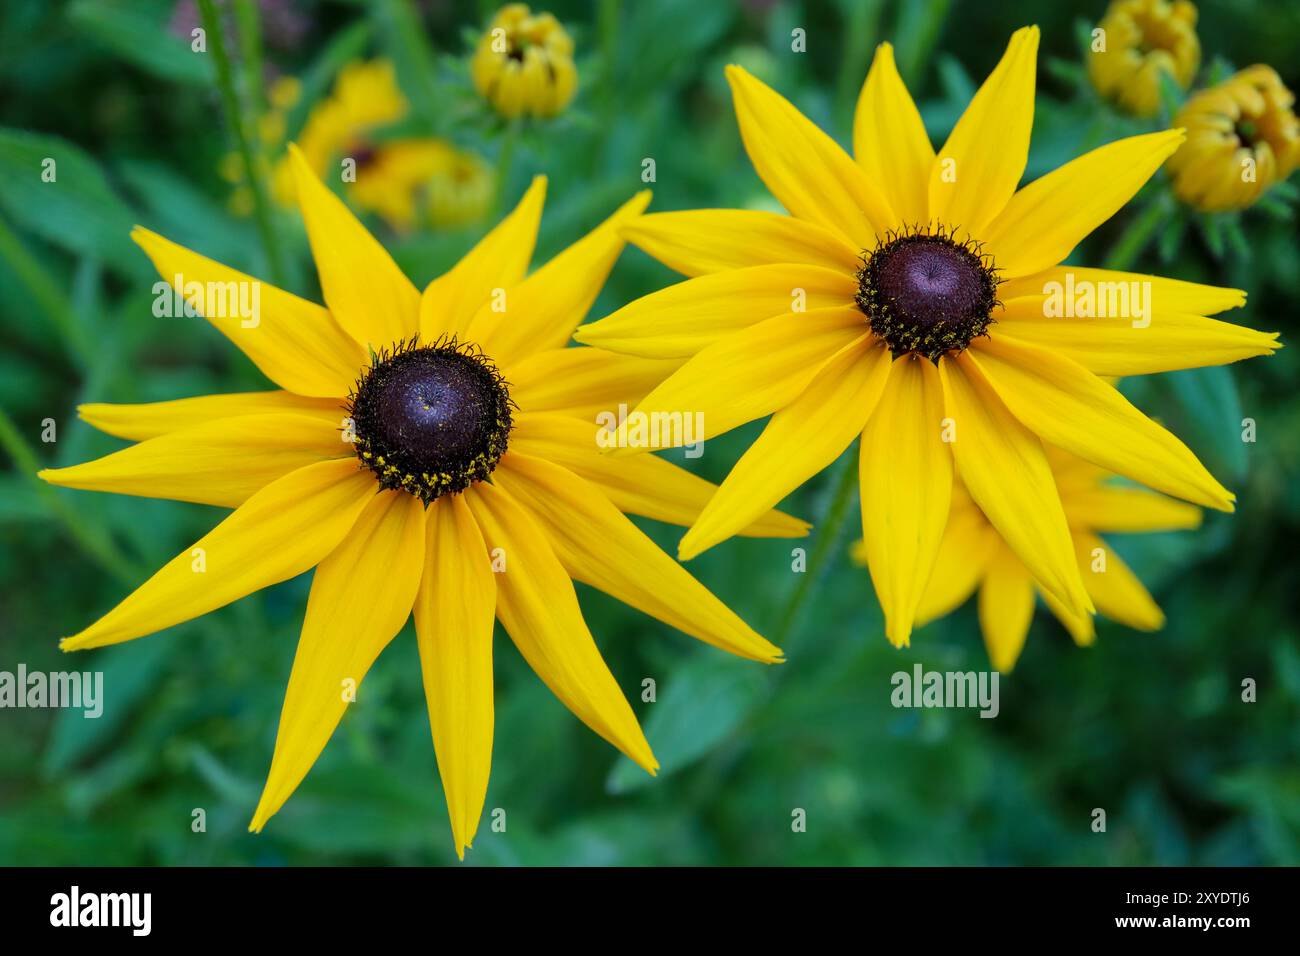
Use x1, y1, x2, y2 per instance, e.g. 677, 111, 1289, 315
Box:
1, 0, 1297, 866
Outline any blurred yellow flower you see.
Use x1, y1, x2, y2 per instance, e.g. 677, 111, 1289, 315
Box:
348, 139, 495, 230
1166, 65, 1300, 212
1087, 0, 1200, 117
472, 4, 577, 119
854, 448, 1202, 672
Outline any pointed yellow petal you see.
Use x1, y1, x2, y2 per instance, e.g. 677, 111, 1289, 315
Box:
978, 546, 1036, 672
607, 306, 865, 453
912, 503, 1001, 626
574, 264, 857, 358
496, 453, 781, 663
1039, 584, 1096, 646
1063, 485, 1202, 534
249, 490, 425, 832
510, 412, 809, 537
984, 130, 1187, 278
854, 42, 934, 226
938, 352, 1092, 617
858, 354, 952, 647
420, 177, 546, 340
509, 348, 683, 421
78, 391, 344, 442
414, 494, 497, 860
969, 335, 1235, 511
61, 459, 373, 651
929, 26, 1039, 235
622, 210, 860, 277
288, 143, 420, 349
463, 482, 657, 772
1076, 532, 1165, 631
468, 191, 651, 364
39, 413, 350, 508
726, 65, 893, 246
132, 227, 365, 398
678, 336, 888, 561
1000, 268, 1247, 317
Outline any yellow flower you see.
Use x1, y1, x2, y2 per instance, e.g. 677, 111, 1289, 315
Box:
472, 4, 577, 119
853, 447, 1202, 671
1087, 0, 1200, 117
576, 29, 1280, 650
40, 149, 807, 858
1166, 65, 1300, 212
346, 139, 494, 231
427, 146, 496, 228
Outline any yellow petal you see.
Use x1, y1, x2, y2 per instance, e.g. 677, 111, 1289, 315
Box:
495, 453, 781, 663
854, 42, 934, 226
983, 130, 1187, 278
1000, 267, 1247, 316
938, 352, 1092, 617
249, 490, 425, 832
1063, 485, 1202, 534
858, 354, 952, 647
132, 227, 365, 398
912, 504, 1002, 626
575, 264, 858, 358
622, 209, 861, 277
727, 64, 893, 246
1038, 584, 1096, 646
61, 459, 374, 651
978, 545, 1036, 672
463, 482, 657, 772
467, 191, 651, 365
929, 26, 1039, 235
968, 335, 1235, 511
606, 306, 865, 453
421, 176, 546, 340
414, 494, 497, 860
288, 143, 420, 349
79, 391, 345, 442
678, 336, 888, 561
510, 412, 809, 537
509, 348, 682, 422
39, 413, 350, 508
1076, 532, 1165, 631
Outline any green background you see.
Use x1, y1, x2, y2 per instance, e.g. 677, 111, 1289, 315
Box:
1, 0, 1297, 865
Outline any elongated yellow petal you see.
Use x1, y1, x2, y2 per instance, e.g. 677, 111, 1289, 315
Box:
509, 348, 682, 421
858, 354, 952, 647
1000, 267, 1247, 317
1063, 485, 1202, 534
938, 352, 1092, 617
968, 336, 1235, 511
496, 453, 781, 663
978, 545, 1036, 672
1038, 585, 1095, 646
727, 65, 893, 246
995, 297, 1280, 376
414, 494, 497, 860
854, 42, 934, 226
132, 227, 365, 398
678, 336, 888, 561
622, 209, 861, 277
509, 412, 809, 537
468, 191, 651, 364
929, 26, 1039, 235
61, 459, 374, 651
421, 176, 546, 340
249, 490, 425, 832
39, 413, 349, 508
1076, 532, 1165, 630
911, 503, 1002, 626
288, 143, 420, 349
984, 130, 1187, 278
78, 391, 345, 442
575, 264, 858, 358
463, 482, 656, 773
606, 306, 865, 454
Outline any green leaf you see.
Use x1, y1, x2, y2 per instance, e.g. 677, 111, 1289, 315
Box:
1144, 364, 1248, 482
67, 0, 213, 86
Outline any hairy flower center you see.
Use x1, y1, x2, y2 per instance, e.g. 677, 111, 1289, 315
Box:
347, 338, 513, 503
854, 228, 999, 361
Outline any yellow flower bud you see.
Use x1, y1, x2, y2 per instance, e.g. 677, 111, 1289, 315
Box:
472, 4, 577, 119
1088, 0, 1200, 117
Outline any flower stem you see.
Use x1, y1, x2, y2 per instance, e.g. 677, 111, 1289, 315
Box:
1103, 194, 1170, 271
0, 214, 92, 368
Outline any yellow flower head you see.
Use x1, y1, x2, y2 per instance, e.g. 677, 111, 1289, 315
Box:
1165, 64, 1300, 212
472, 4, 577, 119
1087, 0, 1200, 117
854, 447, 1201, 671
41, 152, 809, 858
577, 28, 1280, 650
345, 139, 495, 231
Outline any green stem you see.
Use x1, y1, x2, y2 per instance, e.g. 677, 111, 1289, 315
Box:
0, 215, 92, 368
494, 120, 519, 213
199, 0, 285, 286
1103, 195, 1169, 271
0, 407, 140, 587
